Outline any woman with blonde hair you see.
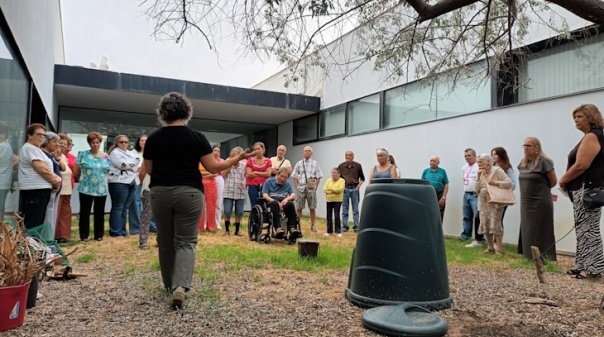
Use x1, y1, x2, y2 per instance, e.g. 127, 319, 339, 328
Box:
560, 104, 604, 278
517, 136, 557, 261
474, 154, 513, 255
107, 135, 141, 237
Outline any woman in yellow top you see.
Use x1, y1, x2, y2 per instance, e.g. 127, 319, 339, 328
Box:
198, 163, 218, 232
323, 168, 345, 237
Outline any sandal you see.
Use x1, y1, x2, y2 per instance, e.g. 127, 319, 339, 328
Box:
575, 272, 603, 280
566, 269, 581, 276
483, 248, 495, 254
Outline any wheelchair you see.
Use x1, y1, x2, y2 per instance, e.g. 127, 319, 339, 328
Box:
247, 197, 302, 245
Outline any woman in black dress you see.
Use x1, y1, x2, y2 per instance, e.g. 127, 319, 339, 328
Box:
517, 137, 557, 261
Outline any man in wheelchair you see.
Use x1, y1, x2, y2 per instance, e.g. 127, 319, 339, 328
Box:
261, 167, 300, 240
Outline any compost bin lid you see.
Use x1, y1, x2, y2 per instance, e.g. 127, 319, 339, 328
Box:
361, 303, 448, 337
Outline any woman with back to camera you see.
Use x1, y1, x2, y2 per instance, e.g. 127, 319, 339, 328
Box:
368, 148, 397, 183
560, 104, 604, 279
517, 137, 557, 262
143, 92, 254, 309
73, 132, 109, 242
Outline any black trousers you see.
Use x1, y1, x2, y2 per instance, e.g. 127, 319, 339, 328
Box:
267, 200, 297, 230
326, 201, 342, 234
79, 193, 107, 240
20, 188, 52, 229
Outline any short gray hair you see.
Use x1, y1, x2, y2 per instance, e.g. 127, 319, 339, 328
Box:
376, 147, 389, 156
277, 166, 291, 176
42, 131, 59, 147
477, 153, 492, 165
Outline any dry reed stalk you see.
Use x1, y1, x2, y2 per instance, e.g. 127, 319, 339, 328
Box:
0, 217, 43, 286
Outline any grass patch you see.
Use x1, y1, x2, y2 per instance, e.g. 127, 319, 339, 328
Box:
124, 264, 138, 277
197, 242, 353, 274
75, 251, 96, 263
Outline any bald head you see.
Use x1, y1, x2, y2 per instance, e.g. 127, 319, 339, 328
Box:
429, 156, 440, 169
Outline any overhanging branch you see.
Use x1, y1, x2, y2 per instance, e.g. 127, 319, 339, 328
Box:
406, 0, 481, 22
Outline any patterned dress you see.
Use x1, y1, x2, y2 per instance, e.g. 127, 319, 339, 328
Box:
475, 166, 512, 236
76, 150, 109, 197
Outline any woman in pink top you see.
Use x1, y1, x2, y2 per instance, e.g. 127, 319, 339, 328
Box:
246, 142, 272, 207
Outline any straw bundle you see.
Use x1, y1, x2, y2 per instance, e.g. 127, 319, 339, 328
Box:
0, 219, 43, 287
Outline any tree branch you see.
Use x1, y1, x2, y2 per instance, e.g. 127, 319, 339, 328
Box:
406, 0, 481, 22
546, 0, 604, 26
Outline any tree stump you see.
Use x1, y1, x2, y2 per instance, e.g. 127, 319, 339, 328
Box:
531, 246, 545, 283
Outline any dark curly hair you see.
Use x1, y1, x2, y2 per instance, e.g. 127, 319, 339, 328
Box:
156, 92, 192, 124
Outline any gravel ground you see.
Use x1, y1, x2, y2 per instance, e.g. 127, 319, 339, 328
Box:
3, 237, 604, 337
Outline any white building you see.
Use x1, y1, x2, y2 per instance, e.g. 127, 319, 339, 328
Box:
252, 10, 604, 254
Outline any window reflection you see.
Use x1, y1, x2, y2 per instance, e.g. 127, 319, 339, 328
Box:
0, 27, 29, 219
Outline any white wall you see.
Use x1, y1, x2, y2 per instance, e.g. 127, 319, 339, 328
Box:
285, 90, 604, 254
0, 0, 65, 127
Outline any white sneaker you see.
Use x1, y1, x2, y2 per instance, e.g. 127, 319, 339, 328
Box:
465, 240, 483, 248
324, 233, 331, 237
336, 233, 342, 238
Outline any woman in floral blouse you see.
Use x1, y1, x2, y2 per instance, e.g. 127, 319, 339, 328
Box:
73, 132, 109, 241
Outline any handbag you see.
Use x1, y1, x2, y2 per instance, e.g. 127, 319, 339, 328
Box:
486, 183, 516, 206
581, 185, 604, 209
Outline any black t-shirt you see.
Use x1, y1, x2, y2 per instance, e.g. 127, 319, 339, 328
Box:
144, 126, 212, 191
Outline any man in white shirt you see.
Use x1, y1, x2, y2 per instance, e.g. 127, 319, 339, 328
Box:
292, 146, 323, 233
269, 144, 292, 174
461, 148, 484, 247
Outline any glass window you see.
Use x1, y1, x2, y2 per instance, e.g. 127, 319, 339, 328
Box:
293, 114, 318, 144
384, 82, 436, 128
519, 33, 604, 102
435, 68, 492, 119
319, 106, 345, 138
347, 94, 380, 134
0, 27, 30, 220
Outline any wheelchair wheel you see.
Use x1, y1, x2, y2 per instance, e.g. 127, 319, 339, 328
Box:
247, 205, 263, 242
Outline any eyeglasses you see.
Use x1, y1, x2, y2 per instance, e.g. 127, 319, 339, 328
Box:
118, 141, 129, 144
522, 144, 533, 148
34, 132, 46, 137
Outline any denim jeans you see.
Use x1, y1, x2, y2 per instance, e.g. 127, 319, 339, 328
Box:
461, 192, 482, 241
109, 183, 136, 236
342, 188, 360, 230
247, 185, 262, 208
128, 184, 142, 234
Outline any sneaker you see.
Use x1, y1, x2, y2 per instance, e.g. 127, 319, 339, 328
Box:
465, 240, 484, 248
353, 228, 359, 233
342, 227, 349, 232
336, 233, 342, 238
172, 287, 185, 310
324, 233, 331, 237
311, 225, 317, 233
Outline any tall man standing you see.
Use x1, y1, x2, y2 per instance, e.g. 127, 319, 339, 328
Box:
421, 155, 449, 222
292, 146, 323, 233
461, 148, 483, 247
337, 151, 364, 232
270, 144, 292, 174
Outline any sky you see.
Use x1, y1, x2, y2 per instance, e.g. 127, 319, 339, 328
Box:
60, 0, 284, 88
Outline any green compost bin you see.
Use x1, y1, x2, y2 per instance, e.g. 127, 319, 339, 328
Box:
345, 178, 452, 310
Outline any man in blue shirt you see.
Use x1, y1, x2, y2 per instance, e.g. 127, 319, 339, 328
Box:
421, 155, 449, 222
262, 167, 299, 239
